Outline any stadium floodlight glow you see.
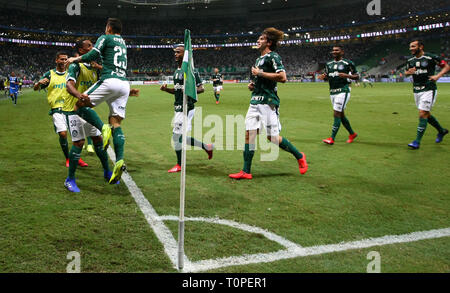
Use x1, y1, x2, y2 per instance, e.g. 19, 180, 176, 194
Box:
119, 0, 218, 6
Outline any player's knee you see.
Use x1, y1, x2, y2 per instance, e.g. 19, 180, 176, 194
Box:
419, 111, 430, 119
73, 140, 85, 148
59, 131, 68, 139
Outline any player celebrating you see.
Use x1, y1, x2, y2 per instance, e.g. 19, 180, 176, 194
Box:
405, 39, 450, 149
8, 72, 19, 105
65, 18, 131, 184
63, 39, 114, 193
211, 67, 223, 104
34, 52, 88, 168
229, 28, 308, 180
319, 46, 359, 145
160, 44, 213, 173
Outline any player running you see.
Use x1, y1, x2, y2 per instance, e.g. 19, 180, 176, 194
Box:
318, 45, 359, 145
211, 68, 223, 104
361, 72, 373, 88
229, 28, 308, 180
63, 39, 115, 193
34, 52, 88, 168
160, 44, 213, 173
405, 39, 450, 149
8, 72, 19, 105
65, 18, 131, 184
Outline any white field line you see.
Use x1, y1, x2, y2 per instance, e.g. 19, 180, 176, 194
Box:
162, 217, 450, 273
108, 150, 450, 272
158, 215, 302, 251
107, 149, 191, 268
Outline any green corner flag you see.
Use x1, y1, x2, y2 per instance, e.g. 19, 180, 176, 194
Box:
181, 29, 197, 101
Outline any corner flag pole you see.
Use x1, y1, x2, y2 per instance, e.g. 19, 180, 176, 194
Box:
177, 73, 188, 270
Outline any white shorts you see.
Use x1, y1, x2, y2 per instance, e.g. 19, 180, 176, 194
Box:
86, 78, 130, 119
362, 79, 370, 83
213, 86, 223, 92
52, 112, 68, 134
245, 104, 281, 137
414, 90, 437, 112
330, 92, 351, 112
67, 114, 101, 142
172, 109, 196, 135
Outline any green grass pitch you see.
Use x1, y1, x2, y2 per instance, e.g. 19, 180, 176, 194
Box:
0, 82, 449, 272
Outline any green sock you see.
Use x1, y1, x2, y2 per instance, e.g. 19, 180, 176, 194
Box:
175, 150, 182, 165
112, 127, 125, 161
68, 145, 82, 179
94, 141, 110, 172
59, 136, 69, 159
172, 134, 182, 165
188, 136, 206, 150
77, 107, 104, 131
341, 116, 355, 135
331, 117, 342, 139
243, 144, 255, 174
87, 136, 93, 146
279, 137, 303, 160
416, 118, 428, 142
216, 93, 220, 101
428, 115, 445, 133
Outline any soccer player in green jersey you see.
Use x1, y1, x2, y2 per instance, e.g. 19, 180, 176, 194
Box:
34, 52, 88, 168
65, 18, 131, 184
63, 39, 115, 192
229, 28, 308, 180
160, 44, 214, 173
318, 46, 359, 145
405, 39, 450, 149
211, 68, 223, 104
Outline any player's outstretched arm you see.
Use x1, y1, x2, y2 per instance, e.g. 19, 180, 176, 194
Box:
196, 85, 205, 94
129, 88, 140, 97
317, 73, 328, 81
33, 78, 49, 91
160, 84, 175, 94
338, 73, 359, 80
66, 80, 84, 100
429, 62, 450, 82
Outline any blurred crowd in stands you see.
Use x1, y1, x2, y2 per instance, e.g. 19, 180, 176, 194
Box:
0, 0, 447, 37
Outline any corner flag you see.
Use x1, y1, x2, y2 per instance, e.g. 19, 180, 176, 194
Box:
178, 29, 195, 271
181, 29, 197, 101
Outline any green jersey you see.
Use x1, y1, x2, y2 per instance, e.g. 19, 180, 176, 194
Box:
65, 62, 99, 112
406, 53, 444, 93
325, 59, 357, 94
251, 51, 285, 106
211, 73, 223, 86
81, 34, 128, 81
173, 68, 202, 112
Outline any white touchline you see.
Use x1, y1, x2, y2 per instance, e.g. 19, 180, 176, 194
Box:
108, 149, 450, 272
